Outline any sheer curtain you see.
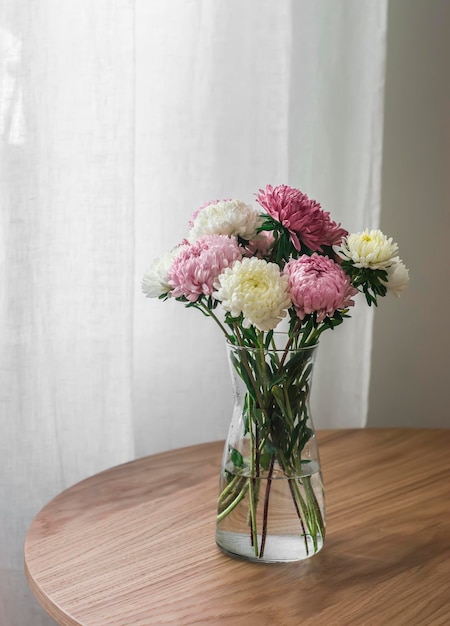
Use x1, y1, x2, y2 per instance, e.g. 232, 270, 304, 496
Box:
0, 1, 386, 624
133, 0, 387, 454
0, 3, 135, 624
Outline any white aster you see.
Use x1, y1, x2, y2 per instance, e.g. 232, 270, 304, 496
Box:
334, 229, 398, 270
188, 199, 262, 242
382, 257, 410, 297
142, 246, 185, 298
213, 257, 291, 331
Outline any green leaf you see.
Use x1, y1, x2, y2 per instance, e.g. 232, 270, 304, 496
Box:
229, 447, 244, 469
298, 425, 314, 451
259, 452, 272, 471
269, 372, 288, 389
264, 439, 278, 455
264, 330, 274, 350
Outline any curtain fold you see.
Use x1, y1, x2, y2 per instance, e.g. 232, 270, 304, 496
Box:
0, 1, 386, 623
0, 2, 135, 624
287, 0, 388, 428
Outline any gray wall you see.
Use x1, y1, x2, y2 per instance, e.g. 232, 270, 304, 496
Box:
368, 0, 450, 428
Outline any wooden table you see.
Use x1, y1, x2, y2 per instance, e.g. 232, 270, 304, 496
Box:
24, 429, 450, 625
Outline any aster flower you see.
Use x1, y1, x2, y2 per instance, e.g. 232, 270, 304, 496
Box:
334, 229, 398, 270
243, 230, 276, 258
382, 257, 410, 297
214, 257, 291, 331
188, 199, 262, 242
142, 246, 187, 298
256, 184, 347, 253
167, 234, 242, 302
285, 254, 358, 322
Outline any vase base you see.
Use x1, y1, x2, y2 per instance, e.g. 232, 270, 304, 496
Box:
216, 530, 323, 563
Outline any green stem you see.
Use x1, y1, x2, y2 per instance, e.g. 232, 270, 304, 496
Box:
247, 477, 259, 556
218, 475, 247, 509
290, 478, 324, 553
216, 482, 249, 522
233, 325, 268, 414
303, 475, 325, 541
247, 401, 259, 556
259, 454, 275, 558
288, 479, 310, 556
197, 301, 232, 340
217, 473, 242, 502
278, 455, 319, 555
276, 320, 303, 372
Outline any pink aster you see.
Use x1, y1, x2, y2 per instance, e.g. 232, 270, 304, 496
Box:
284, 254, 358, 321
167, 234, 243, 302
243, 230, 276, 258
256, 184, 347, 252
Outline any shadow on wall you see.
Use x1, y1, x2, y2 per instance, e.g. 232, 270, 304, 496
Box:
368, 0, 450, 428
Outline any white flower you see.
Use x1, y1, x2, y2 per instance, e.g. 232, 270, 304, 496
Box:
334, 229, 398, 270
142, 246, 185, 298
188, 199, 262, 242
213, 257, 291, 331
382, 258, 410, 297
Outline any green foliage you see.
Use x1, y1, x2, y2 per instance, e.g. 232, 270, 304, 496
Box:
229, 447, 244, 470
227, 338, 319, 477
257, 216, 298, 265
341, 261, 388, 306
175, 294, 220, 314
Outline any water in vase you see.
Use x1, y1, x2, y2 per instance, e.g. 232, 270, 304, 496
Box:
216, 460, 325, 563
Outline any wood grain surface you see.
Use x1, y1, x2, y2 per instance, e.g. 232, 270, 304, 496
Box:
24, 429, 450, 626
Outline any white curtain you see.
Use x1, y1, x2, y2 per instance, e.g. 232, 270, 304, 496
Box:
0, 1, 387, 624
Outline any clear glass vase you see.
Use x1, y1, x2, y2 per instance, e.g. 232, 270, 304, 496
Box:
216, 334, 325, 563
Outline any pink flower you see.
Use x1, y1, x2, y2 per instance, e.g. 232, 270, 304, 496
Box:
168, 235, 242, 302
256, 184, 347, 252
243, 230, 276, 258
284, 254, 358, 321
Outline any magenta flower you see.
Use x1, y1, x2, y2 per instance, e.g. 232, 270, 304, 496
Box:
284, 254, 358, 321
256, 184, 347, 252
168, 235, 242, 302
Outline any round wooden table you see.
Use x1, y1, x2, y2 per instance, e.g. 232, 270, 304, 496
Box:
24, 429, 450, 625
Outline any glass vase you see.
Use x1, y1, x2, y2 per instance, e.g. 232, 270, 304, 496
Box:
216, 334, 325, 563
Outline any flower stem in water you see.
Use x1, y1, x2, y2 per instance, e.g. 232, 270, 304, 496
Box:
259, 454, 275, 558
248, 477, 259, 556
217, 481, 249, 523
288, 478, 310, 556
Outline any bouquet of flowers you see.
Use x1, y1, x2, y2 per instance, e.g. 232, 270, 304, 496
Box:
143, 184, 408, 561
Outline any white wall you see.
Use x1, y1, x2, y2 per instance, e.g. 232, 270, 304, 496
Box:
368, 0, 450, 428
